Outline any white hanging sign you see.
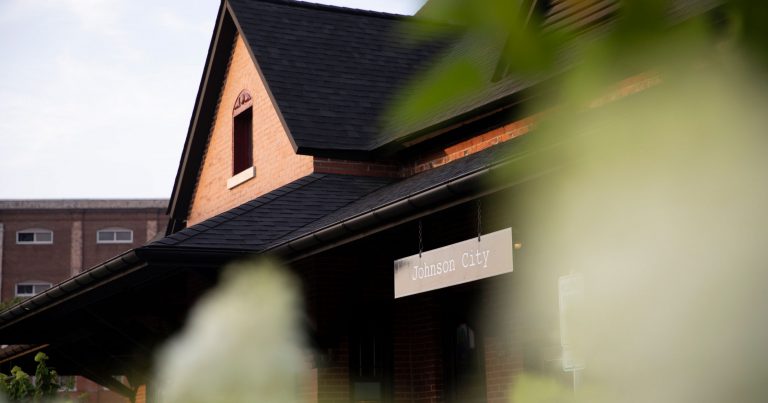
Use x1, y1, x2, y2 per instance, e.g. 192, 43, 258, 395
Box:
393, 228, 513, 298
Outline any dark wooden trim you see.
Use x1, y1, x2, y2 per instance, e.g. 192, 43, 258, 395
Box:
167, 1, 238, 230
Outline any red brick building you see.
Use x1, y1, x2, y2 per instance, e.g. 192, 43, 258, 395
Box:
0, 0, 692, 402
0, 200, 167, 402
0, 200, 167, 302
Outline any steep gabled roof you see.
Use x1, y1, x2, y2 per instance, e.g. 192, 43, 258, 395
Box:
167, 0, 449, 225
228, 0, 447, 153
167, 0, 619, 225
159, 142, 511, 254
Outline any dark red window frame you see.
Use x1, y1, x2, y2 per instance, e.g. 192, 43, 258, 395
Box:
232, 90, 253, 175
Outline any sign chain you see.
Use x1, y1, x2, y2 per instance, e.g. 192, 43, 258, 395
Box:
418, 219, 423, 258
477, 200, 482, 242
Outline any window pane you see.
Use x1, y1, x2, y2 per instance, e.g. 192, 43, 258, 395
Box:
34, 284, 51, 293
18, 233, 34, 242
16, 285, 33, 294
115, 231, 132, 241
58, 376, 76, 392
233, 108, 253, 174
98, 231, 114, 241
35, 232, 52, 242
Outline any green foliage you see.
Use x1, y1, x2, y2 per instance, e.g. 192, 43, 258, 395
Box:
387, 2, 768, 402
0, 352, 62, 402
388, 0, 768, 140
7, 366, 35, 402
33, 353, 60, 400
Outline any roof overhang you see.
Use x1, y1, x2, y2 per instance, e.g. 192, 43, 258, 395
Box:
0, 65, 577, 392
167, 0, 234, 229
0, 246, 248, 392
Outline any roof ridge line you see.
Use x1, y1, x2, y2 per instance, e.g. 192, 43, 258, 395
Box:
0, 199, 168, 209
0, 199, 168, 201
239, 0, 411, 20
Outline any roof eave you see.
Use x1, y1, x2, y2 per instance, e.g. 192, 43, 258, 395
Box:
167, 0, 235, 229
267, 148, 557, 262
0, 246, 247, 333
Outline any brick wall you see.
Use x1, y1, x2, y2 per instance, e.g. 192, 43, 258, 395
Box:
313, 158, 400, 178
67, 377, 129, 403
481, 281, 524, 403
80, 210, 166, 269
297, 255, 354, 403
484, 335, 523, 403
409, 115, 537, 175
0, 212, 73, 300
187, 34, 313, 225
301, 366, 319, 403
0, 208, 166, 300
317, 337, 350, 403
393, 294, 445, 403
134, 385, 146, 403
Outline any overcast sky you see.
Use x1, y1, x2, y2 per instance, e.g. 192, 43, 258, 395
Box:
0, 0, 423, 200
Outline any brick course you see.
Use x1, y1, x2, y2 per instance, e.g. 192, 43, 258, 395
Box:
394, 294, 445, 403
187, 34, 313, 225
409, 115, 538, 176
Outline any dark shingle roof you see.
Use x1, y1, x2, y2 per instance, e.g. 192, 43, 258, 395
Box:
169, 0, 623, 223
226, 0, 625, 152
154, 144, 505, 252
228, 0, 449, 152
154, 174, 392, 250
277, 143, 501, 242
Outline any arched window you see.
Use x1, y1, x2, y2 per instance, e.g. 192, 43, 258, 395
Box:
16, 281, 52, 297
232, 90, 253, 175
96, 227, 133, 244
16, 228, 53, 244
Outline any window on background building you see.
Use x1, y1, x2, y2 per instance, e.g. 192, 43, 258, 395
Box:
16, 282, 52, 297
232, 90, 253, 175
16, 229, 53, 244
96, 228, 133, 244
57, 375, 77, 392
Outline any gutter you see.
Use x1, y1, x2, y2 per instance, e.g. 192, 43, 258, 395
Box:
267, 167, 492, 260
267, 144, 560, 262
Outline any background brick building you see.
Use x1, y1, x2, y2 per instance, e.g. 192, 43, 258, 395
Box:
0, 199, 167, 403
0, 200, 168, 302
